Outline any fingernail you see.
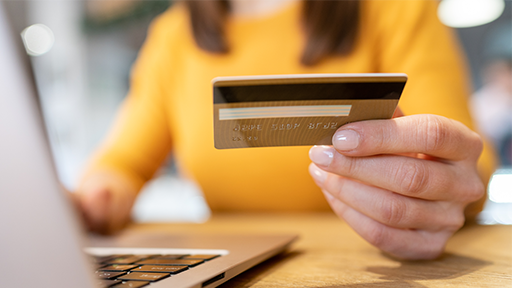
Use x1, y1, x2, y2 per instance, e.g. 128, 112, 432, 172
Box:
309, 164, 327, 184
333, 130, 360, 151
309, 145, 334, 166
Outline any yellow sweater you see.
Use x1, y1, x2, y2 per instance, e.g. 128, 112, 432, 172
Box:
86, 1, 495, 212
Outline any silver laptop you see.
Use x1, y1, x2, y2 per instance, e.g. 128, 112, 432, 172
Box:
0, 3, 296, 287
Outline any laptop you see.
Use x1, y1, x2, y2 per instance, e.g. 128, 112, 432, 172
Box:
0, 2, 297, 287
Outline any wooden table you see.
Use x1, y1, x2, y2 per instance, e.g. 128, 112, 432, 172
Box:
97, 213, 512, 287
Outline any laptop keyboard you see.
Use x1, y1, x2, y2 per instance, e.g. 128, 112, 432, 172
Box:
92, 254, 221, 288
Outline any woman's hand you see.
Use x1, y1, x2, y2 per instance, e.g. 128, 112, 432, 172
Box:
74, 171, 138, 235
308, 114, 485, 260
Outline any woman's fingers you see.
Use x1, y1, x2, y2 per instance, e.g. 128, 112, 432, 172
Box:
309, 146, 483, 202
76, 171, 137, 234
332, 114, 483, 162
80, 187, 112, 234
324, 193, 451, 260
309, 164, 465, 231
80, 186, 133, 234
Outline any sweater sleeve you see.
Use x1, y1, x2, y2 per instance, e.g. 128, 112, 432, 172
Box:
370, 0, 496, 215
81, 9, 180, 191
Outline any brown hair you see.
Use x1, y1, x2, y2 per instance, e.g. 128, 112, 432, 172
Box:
184, 0, 360, 66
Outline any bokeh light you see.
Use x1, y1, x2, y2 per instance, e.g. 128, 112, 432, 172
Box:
489, 169, 512, 203
438, 0, 505, 28
21, 24, 55, 56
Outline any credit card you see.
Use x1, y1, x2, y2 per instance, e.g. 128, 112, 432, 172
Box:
213, 73, 407, 149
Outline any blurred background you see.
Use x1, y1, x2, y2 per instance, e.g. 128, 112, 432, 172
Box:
4, 0, 512, 224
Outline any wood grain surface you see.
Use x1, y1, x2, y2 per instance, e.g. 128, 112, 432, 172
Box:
102, 213, 512, 287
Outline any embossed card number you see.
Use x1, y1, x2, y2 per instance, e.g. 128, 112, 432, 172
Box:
213, 74, 407, 149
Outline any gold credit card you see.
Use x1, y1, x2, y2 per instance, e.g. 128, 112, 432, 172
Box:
213, 74, 407, 149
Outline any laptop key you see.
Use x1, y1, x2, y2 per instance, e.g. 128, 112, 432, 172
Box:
117, 272, 170, 282
104, 256, 148, 265
132, 265, 188, 274
112, 281, 150, 288
92, 255, 122, 264
96, 271, 127, 279
96, 279, 121, 288
152, 254, 188, 260
182, 254, 221, 261
98, 264, 139, 272
136, 259, 204, 267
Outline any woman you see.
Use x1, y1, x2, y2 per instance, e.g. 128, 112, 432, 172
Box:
77, 0, 496, 260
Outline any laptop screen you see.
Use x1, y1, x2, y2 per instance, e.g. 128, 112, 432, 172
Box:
0, 2, 97, 287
